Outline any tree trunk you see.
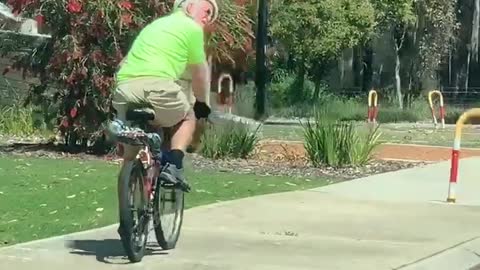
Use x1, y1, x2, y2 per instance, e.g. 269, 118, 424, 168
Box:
375, 64, 383, 87
339, 51, 345, 89
472, 0, 480, 62
298, 60, 305, 91
466, 46, 471, 91
313, 81, 321, 100
394, 43, 403, 109
291, 58, 306, 103
353, 46, 362, 87
362, 42, 373, 92
448, 42, 453, 86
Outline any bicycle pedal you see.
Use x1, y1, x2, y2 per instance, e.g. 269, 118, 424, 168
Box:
161, 182, 176, 188
159, 172, 191, 192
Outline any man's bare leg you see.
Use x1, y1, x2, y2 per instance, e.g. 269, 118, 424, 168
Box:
161, 118, 196, 191
171, 118, 196, 153
188, 118, 207, 152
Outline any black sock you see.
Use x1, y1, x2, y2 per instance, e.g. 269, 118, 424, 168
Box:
167, 149, 184, 169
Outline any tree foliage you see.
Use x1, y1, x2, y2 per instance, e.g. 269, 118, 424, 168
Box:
270, 0, 376, 60
372, 0, 416, 29
415, 0, 457, 79
207, 0, 254, 65
269, 0, 376, 102
0, 0, 254, 151
369, 0, 456, 107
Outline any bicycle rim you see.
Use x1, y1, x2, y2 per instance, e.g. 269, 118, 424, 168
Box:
118, 161, 149, 262
153, 184, 184, 250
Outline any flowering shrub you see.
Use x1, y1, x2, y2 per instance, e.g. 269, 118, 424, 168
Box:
1, 0, 254, 152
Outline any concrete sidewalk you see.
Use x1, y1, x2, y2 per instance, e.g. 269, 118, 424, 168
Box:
2, 158, 480, 270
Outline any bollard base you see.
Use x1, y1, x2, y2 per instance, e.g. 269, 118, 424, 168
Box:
446, 197, 456, 203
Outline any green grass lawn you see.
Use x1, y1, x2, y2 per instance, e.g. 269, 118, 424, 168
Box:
0, 156, 328, 247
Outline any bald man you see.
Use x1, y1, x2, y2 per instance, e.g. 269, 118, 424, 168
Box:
112, 0, 219, 189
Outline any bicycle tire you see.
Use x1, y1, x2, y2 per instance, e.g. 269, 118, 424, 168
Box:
118, 160, 149, 263
153, 178, 185, 250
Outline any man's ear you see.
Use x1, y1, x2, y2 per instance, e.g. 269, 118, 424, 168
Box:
185, 3, 194, 15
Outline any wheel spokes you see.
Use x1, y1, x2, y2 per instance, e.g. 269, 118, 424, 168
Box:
158, 188, 183, 241
128, 170, 148, 249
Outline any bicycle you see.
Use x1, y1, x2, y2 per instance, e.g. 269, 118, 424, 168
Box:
106, 108, 187, 263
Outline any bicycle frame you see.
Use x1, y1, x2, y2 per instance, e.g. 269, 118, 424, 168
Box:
136, 145, 161, 201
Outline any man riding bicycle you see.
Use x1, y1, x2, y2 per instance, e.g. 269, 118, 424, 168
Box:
112, 0, 218, 190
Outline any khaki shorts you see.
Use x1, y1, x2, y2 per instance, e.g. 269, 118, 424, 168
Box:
176, 79, 195, 107
112, 77, 195, 159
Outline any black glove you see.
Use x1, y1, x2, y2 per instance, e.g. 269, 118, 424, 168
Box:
193, 101, 211, 119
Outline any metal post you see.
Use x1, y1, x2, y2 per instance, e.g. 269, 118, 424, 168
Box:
255, 0, 268, 120
428, 90, 446, 129
446, 108, 480, 203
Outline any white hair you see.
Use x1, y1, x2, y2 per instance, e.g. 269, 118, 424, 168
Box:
173, 0, 218, 23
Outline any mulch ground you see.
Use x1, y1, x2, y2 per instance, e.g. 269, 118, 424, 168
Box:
256, 140, 480, 162
3, 134, 477, 181
0, 139, 446, 182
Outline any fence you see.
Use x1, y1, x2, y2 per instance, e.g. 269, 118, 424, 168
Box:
331, 87, 480, 109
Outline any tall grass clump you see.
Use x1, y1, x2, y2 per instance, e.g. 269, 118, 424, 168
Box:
315, 97, 365, 121
0, 105, 37, 136
444, 107, 466, 124
376, 107, 420, 123
200, 120, 261, 159
302, 115, 382, 167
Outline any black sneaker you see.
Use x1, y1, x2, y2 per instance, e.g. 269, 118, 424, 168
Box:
160, 164, 191, 192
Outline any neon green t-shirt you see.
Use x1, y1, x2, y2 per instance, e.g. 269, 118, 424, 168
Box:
116, 11, 206, 82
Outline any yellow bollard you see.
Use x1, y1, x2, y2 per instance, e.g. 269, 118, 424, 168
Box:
217, 73, 234, 114
367, 90, 378, 124
446, 108, 480, 203
428, 90, 446, 129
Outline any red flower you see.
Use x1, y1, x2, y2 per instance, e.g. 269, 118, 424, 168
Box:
67, 0, 82, 13
120, 13, 133, 26
70, 107, 78, 118
118, 1, 133, 10
35, 14, 45, 27
60, 117, 69, 128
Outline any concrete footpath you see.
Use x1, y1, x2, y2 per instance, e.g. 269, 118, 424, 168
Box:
2, 158, 480, 270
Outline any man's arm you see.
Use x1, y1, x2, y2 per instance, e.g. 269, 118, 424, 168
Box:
186, 23, 210, 103
188, 61, 210, 103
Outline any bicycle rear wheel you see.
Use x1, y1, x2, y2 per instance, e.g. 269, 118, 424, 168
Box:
118, 160, 149, 263
153, 179, 185, 250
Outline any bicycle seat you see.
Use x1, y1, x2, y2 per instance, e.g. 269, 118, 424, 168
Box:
126, 108, 155, 122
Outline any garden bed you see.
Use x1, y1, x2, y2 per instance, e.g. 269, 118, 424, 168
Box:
0, 136, 428, 182
256, 140, 480, 162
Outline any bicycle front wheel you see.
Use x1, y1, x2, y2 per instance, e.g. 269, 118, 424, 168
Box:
153, 180, 185, 250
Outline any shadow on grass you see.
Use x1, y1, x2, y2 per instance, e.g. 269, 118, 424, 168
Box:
0, 141, 112, 157
0, 142, 60, 152
66, 239, 167, 264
